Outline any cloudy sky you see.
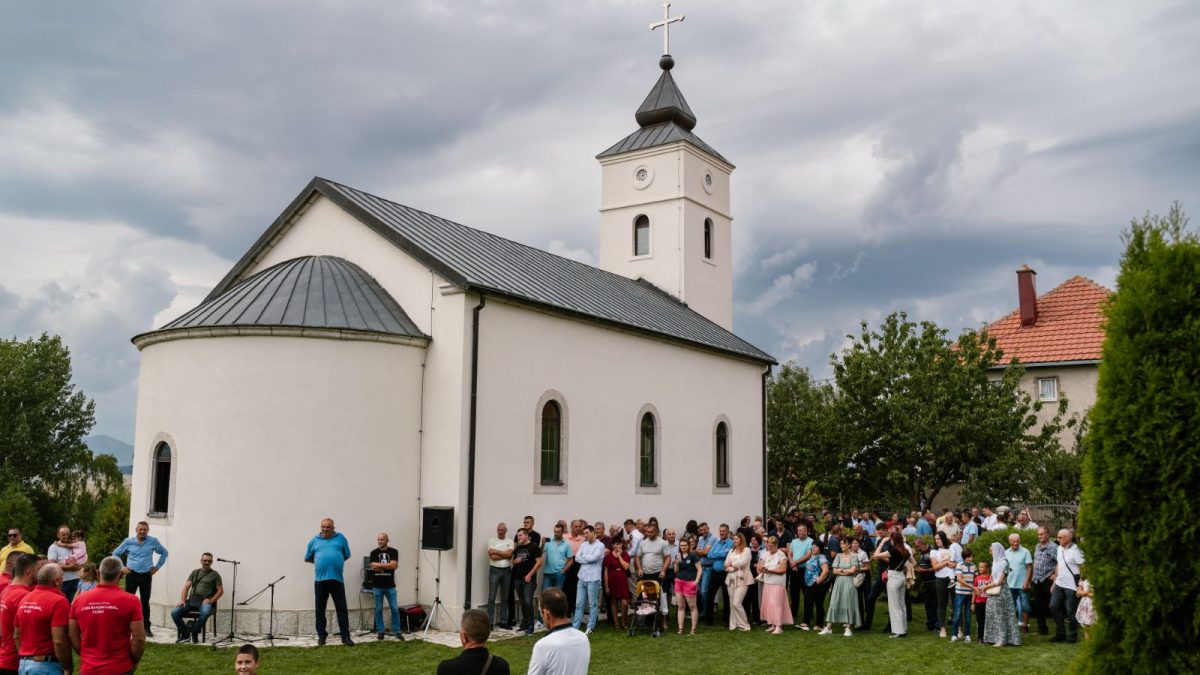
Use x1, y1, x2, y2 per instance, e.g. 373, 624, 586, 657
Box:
2, 1, 1197, 442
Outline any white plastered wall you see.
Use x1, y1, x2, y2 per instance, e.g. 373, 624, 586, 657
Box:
129, 336, 425, 631
468, 296, 764, 610
598, 143, 735, 329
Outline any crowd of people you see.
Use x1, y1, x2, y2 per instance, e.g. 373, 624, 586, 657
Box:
0, 505, 1094, 674
476, 507, 1092, 649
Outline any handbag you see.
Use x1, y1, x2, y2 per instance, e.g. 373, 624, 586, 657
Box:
852, 572, 865, 588
985, 585, 1002, 597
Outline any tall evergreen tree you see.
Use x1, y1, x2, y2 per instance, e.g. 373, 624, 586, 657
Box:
1078, 204, 1199, 673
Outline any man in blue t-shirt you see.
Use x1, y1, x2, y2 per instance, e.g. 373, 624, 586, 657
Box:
304, 517, 353, 646
704, 525, 734, 626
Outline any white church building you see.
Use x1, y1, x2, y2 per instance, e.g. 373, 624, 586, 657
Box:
128, 52, 774, 634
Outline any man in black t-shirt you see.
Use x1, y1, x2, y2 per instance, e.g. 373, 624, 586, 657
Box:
368, 533, 405, 641
510, 528, 543, 635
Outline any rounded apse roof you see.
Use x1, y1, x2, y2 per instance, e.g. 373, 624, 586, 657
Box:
134, 255, 427, 347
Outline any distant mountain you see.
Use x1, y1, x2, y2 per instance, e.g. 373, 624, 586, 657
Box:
85, 435, 134, 475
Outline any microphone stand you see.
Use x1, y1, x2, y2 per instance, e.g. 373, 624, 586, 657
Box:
240, 576, 289, 645
211, 558, 251, 649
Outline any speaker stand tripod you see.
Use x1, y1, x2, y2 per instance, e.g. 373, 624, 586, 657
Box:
240, 575, 289, 645
421, 550, 455, 640
211, 559, 251, 649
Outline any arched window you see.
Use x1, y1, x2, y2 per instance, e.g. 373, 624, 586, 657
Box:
715, 422, 729, 487
633, 215, 650, 256
704, 218, 714, 259
541, 400, 563, 485
639, 412, 656, 487
150, 443, 172, 515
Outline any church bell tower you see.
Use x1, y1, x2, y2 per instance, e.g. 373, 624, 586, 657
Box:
596, 10, 734, 331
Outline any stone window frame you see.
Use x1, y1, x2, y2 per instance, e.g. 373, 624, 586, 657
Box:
534, 390, 569, 495
713, 415, 732, 493
635, 404, 662, 494
146, 432, 179, 523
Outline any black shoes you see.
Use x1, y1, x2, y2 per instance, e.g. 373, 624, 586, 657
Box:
175, 634, 189, 644
317, 636, 327, 646
394, 633, 406, 642
341, 637, 355, 647
377, 633, 385, 641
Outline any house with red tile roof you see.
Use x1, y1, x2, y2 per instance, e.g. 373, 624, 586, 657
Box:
985, 267, 1112, 448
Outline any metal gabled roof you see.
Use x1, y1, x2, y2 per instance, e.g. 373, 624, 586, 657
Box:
596, 121, 731, 166
205, 178, 774, 364
151, 255, 425, 339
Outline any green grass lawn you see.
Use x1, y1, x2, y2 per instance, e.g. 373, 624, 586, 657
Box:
135, 602, 1082, 674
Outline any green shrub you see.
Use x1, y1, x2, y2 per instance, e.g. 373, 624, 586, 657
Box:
963, 528, 1039, 565
1077, 204, 1200, 673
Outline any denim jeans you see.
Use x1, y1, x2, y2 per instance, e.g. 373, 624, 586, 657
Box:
61, 579, 80, 604
1010, 587, 1030, 619
171, 600, 215, 636
373, 587, 401, 635
1049, 585, 1081, 642
18, 660, 64, 675
487, 566, 512, 626
572, 579, 601, 632
542, 571, 564, 591
698, 566, 712, 617
513, 574, 537, 631
951, 594, 972, 636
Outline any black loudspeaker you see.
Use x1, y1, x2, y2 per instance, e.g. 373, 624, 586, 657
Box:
421, 507, 454, 551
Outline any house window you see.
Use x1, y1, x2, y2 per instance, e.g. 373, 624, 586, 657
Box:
634, 215, 650, 256
1037, 377, 1059, 402
540, 400, 562, 485
639, 412, 656, 487
150, 442, 172, 515
715, 421, 729, 487
704, 218, 713, 259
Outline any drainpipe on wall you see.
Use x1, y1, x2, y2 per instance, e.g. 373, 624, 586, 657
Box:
761, 366, 770, 519
464, 292, 486, 610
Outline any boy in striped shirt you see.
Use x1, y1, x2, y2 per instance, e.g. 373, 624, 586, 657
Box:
951, 548, 977, 643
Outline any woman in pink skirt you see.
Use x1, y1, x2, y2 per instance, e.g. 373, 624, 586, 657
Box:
673, 538, 704, 635
757, 535, 793, 634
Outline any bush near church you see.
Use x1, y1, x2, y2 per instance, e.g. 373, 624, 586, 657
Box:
1077, 204, 1200, 674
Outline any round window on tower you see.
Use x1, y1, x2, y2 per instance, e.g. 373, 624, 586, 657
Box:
632, 164, 654, 190
702, 169, 715, 194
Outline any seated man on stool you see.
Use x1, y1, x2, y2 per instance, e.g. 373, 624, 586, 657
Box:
170, 552, 223, 643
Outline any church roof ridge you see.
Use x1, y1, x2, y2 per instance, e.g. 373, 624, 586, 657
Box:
201, 177, 774, 364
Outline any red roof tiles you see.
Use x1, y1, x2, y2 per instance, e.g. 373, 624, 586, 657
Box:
985, 275, 1112, 365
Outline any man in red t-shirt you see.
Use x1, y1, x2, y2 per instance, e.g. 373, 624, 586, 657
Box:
13, 563, 72, 674
0, 553, 41, 675
69, 556, 144, 675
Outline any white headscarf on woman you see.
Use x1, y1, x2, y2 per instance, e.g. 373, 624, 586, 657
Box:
990, 541, 1009, 579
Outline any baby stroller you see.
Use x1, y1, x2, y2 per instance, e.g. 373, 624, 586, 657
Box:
627, 580, 664, 638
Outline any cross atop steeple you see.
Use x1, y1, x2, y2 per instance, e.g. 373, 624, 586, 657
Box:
649, 1, 685, 56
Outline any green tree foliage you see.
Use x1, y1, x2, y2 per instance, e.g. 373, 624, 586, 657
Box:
0, 333, 122, 548
833, 312, 1068, 510
89, 487, 132, 561
0, 483, 40, 545
766, 363, 838, 514
1078, 204, 1200, 673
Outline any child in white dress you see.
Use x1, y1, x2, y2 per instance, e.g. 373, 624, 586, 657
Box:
1075, 577, 1095, 640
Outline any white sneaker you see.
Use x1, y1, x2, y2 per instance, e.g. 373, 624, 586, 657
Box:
818, 626, 832, 635
964, 636, 972, 644
950, 635, 959, 642
843, 626, 853, 637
